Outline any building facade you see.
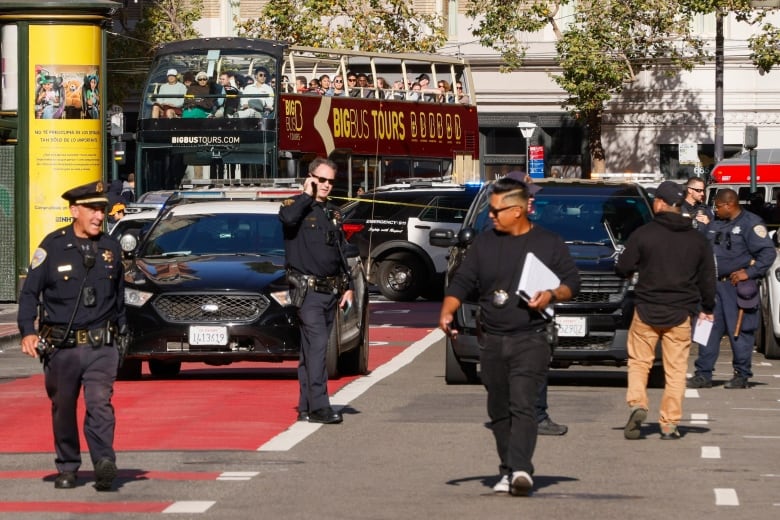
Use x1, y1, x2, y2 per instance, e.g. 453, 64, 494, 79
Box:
124, 1, 780, 181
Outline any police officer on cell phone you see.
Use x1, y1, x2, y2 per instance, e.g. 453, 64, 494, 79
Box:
279, 157, 354, 424
17, 181, 126, 491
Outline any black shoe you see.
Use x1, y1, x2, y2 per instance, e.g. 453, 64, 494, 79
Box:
537, 417, 568, 436
54, 471, 77, 489
660, 426, 681, 440
724, 375, 749, 389
308, 407, 343, 424
686, 375, 712, 388
297, 410, 310, 422
624, 407, 647, 440
94, 458, 117, 491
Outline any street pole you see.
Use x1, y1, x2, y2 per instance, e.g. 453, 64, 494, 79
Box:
714, 9, 724, 163
517, 122, 537, 175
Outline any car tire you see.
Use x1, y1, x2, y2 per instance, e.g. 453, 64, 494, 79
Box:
116, 359, 142, 381
762, 310, 780, 359
445, 336, 479, 384
148, 359, 182, 378
376, 252, 424, 301
338, 293, 370, 376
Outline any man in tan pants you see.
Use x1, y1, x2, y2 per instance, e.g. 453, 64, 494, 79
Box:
615, 181, 716, 440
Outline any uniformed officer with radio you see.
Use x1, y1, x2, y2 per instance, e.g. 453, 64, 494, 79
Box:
17, 181, 126, 491
688, 188, 776, 389
279, 157, 354, 424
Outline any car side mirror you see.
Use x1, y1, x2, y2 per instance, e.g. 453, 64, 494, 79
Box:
457, 227, 475, 246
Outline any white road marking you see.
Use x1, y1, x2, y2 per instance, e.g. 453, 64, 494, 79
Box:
685, 389, 700, 398
757, 362, 772, 366
690, 413, 708, 425
217, 471, 259, 481
714, 488, 739, 506
743, 435, 780, 439
701, 446, 721, 459
163, 501, 216, 513
372, 309, 411, 314
257, 329, 444, 452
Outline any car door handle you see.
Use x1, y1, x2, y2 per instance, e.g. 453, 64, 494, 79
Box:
414, 225, 432, 230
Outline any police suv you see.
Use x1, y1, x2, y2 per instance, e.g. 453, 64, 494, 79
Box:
116, 187, 370, 379
340, 182, 480, 301
430, 179, 661, 384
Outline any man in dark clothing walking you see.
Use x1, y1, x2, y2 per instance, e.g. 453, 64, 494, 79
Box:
616, 181, 716, 440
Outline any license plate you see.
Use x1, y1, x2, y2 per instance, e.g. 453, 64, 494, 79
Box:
556, 316, 587, 337
189, 325, 228, 346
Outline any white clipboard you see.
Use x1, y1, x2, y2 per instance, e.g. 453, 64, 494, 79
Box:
515, 252, 559, 319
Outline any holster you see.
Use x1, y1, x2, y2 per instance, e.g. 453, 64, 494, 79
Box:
286, 270, 308, 307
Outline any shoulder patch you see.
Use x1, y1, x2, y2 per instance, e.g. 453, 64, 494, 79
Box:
754, 224, 768, 238
30, 248, 47, 270
282, 198, 295, 207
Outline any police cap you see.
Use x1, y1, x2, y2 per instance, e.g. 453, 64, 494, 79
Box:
61, 181, 109, 207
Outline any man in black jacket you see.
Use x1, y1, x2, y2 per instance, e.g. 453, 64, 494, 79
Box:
616, 181, 716, 440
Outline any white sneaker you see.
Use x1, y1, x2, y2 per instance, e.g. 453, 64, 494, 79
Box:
510, 471, 534, 496
492, 474, 510, 493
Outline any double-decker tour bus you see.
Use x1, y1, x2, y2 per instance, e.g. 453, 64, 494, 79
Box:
131, 37, 479, 198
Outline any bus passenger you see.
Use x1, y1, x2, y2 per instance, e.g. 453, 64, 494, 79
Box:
407, 82, 422, 101
456, 81, 471, 105
152, 69, 187, 118
436, 80, 455, 103
354, 73, 371, 98
213, 71, 240, 118
319, 75, 332, 95
391, 79, 405, 100
375, 77, 390, 99
238, 67, 275, 118
295, 76, 308, 93
308, 78, 323, 95
279, 75, 294, 93
330, 75, 347, 96
182, 71, 215, 118
346, 73, 358, 96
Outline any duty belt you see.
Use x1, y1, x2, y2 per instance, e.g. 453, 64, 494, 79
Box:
42, 323, 114, 348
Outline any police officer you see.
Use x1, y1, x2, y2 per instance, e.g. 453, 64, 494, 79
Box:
688, 188, 776, 389
17, 181, 126, 491
279, 157, 354, 424
680, 176, 713, 233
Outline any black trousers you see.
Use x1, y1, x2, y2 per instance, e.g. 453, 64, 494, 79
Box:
479, 330, 550, 476
297, 290, 339, 412
44, 343, 118, 473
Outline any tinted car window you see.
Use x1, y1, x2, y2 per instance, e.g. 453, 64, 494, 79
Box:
419, 195, 472, 223
470, 186, 652, 245
141, 212, 284, 256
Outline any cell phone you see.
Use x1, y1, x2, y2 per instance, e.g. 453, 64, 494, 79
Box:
343, 299, 352, 315
310, 178, 318, 195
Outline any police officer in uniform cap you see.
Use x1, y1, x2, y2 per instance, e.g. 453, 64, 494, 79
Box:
688, 188, 776, 389
279, 157, 354, 424
17, 180, 126, 491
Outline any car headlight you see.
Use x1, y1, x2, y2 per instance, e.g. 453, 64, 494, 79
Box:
270, 290, 293, 307
125, 287, 154, 307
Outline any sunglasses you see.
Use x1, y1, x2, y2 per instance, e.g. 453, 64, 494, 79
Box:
688, 187, 704, 193
256, 72, 266, 77
348, 78, 357, 82
488, 205, 519, 216
197, 78, 208, 81
311, 175, 335, 185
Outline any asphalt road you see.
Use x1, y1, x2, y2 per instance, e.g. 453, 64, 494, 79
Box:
0, 301, 778, 519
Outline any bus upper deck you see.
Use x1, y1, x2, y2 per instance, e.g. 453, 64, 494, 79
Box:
133, 38, 479, 197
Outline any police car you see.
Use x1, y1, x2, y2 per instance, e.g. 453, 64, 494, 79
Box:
117, 188, 369, 379
340, 182, 481, 301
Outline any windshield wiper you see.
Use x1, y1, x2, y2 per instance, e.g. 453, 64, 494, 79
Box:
565, 240, 609, 246
144, 251, 193, 258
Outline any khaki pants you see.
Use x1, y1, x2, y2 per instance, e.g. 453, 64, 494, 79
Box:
626, 313, 691, 429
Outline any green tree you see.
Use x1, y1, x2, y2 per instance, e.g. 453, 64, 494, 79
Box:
236, 0, 446, 53
107, 0, 203, 106
467, 0, 778, 173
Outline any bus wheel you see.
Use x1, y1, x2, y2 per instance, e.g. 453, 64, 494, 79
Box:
376, 253, 423, 301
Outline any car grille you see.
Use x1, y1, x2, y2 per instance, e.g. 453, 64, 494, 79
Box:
153, 293, 269, 323
557, 337, 614, 350
571, 273, 626, 303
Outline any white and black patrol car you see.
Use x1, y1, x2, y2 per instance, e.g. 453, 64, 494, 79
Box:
340, 182, 481, 301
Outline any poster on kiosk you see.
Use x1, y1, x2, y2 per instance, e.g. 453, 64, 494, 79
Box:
26, 24, 104, 258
